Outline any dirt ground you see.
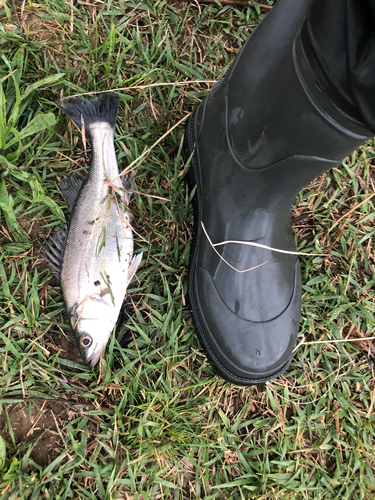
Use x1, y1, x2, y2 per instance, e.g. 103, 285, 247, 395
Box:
0, 400, 86, 466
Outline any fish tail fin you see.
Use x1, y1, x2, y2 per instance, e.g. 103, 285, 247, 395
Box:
56, 92, 119, 132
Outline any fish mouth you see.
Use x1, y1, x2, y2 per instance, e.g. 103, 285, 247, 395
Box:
81, 343, 106, 368
88, 347, 105, 367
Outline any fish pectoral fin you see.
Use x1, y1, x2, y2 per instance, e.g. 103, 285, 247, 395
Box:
60, 173, 87, 213
125, 252, 143, 287
40, 224, 69, 280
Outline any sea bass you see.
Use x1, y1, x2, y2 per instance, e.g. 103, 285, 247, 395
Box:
42, 93, 142, 367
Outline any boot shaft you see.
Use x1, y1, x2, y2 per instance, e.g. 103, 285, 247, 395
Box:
197, 0, 372, 179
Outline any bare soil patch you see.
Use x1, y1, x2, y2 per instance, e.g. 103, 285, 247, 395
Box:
12, 7, 67, 70
0, 400, 69, 466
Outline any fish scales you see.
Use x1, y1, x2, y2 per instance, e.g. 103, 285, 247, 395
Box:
42, 93, 142, 367
62, 123, 131, 307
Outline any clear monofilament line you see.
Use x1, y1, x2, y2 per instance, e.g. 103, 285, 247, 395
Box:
201, 221, 327, 274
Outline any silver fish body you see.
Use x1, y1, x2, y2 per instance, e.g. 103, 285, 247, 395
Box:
43, 94, 142, 366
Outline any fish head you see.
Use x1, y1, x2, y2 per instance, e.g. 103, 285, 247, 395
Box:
76, 326, 110, 368
70, 299, 114, 368
75, 320, 112, 367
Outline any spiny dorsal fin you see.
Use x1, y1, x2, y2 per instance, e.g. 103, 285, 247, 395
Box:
60, 173, 86, 213
40, 225, 69, 280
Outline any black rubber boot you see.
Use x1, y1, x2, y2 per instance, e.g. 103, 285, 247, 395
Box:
184, 0, 373, 385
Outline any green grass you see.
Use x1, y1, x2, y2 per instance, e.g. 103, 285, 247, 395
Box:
0, 0, 375, 499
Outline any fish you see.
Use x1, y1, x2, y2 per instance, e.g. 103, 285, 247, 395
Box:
41, 92, 142, 367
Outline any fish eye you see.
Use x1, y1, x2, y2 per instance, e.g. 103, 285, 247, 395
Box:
79, 334, 93, 349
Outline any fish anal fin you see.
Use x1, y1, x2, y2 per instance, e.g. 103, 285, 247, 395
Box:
122, 172, 135, 205
60, 173, 87, 213
40, 225, 69, 280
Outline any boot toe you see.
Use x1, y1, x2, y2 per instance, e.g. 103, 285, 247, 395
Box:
190, 261, 301, 385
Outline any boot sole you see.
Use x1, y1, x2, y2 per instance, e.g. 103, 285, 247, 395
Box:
184, 108, 294, 386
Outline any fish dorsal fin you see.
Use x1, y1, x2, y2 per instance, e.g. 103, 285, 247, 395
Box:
40, 225, 69, 280
60, 173, 86, 213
